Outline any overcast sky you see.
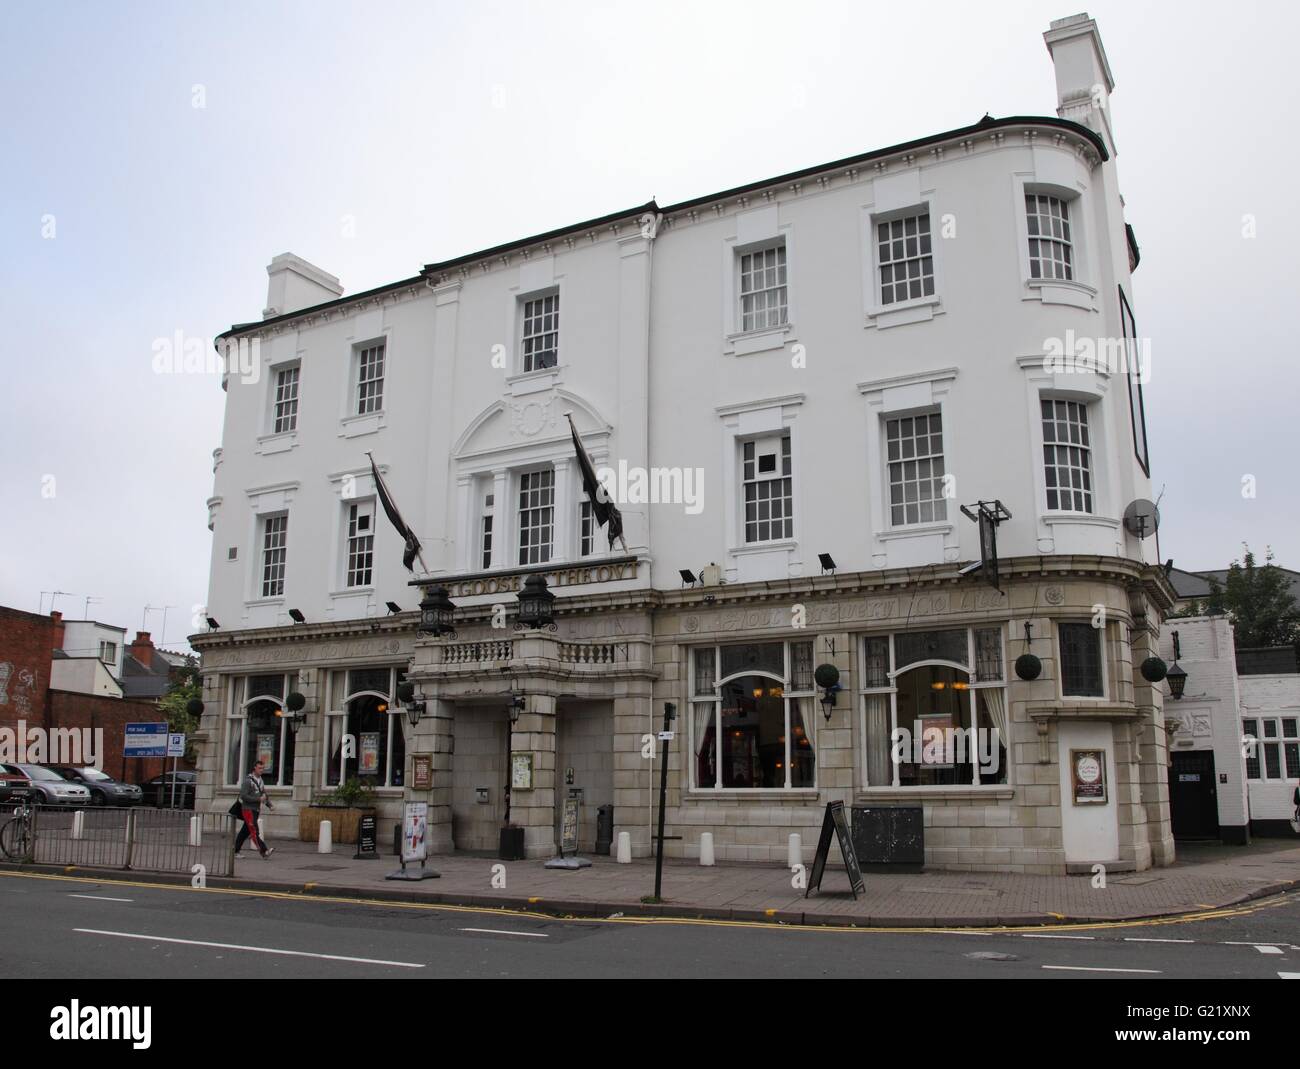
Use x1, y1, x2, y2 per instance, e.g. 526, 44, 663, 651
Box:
2, 0, 1297, 650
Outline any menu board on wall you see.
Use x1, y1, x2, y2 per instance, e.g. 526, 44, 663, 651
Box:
1071, 748, 1107, 805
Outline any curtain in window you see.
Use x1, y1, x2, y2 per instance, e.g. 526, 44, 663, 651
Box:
865, 693, 892, 787
790, 698, 817, 787
693, 703, 716, 788
978, 688, 1009, 784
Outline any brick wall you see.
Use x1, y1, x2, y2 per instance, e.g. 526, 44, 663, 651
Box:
0, 606, 57, 727
47, 691, 185, 784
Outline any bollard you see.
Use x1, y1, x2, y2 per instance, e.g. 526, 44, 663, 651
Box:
699, 831, 715, 866
189, 815, 202, 847
787, 832, 802, 868
71, 810, 85, 841
616, 830, 631, 864
318, 820, 333, 854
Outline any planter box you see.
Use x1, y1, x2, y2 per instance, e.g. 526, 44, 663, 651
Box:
299, 806, 376, 845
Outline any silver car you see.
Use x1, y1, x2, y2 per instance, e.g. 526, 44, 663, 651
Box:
0, 764, 92, 807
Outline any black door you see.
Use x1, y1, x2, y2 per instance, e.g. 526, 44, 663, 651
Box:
1169, 751, 1219, 839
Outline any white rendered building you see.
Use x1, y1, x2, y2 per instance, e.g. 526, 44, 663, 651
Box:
193, 13, 1178, 873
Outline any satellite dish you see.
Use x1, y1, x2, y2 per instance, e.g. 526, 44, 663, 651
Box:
1123, 499, 1161, 540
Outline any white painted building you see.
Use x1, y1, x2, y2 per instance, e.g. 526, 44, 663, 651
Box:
193, 13, 1178, 873
59, 620, 126, 679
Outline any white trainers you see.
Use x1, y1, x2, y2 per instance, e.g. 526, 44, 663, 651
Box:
263, 847, 275, 859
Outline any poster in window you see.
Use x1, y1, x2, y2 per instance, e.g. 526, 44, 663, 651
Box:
256, 734, 276, 775
360, 732, 381, 775
411, 753, 433, 790
1071, 748, 1107, 805
511, 752, 533, 790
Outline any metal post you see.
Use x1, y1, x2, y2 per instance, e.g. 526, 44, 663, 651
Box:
169, 755, 177, 810
124, 808, 136, 870
653, 702, 675, 901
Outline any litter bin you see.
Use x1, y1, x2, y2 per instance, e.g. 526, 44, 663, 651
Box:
595, 804, 614, 856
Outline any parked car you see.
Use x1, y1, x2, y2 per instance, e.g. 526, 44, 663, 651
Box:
0, 763, 92, 807
138, 771, 197, 809
46, 766, 143, 807
0, 769, 31, 805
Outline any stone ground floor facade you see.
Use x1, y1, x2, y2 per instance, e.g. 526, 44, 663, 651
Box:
190, 555, 1178, 875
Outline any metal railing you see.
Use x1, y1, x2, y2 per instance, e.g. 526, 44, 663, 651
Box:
10, 805, 236, 877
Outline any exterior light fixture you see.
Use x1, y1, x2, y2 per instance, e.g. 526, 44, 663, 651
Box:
288, 609, 306, 624
814, 663, 841, 722
418, 586, 457, 637
679, 569, 698, 586
509, 694, 526, 723
385, 601, 402, 615
515, 574, 556, 630
1165, 629, 1188, 700
818, 553, 837, 574
206, 617, 220, 630
275, 691, 308, 734
396, 681, 425, 727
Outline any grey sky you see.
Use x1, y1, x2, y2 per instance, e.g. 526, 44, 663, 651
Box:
2, 0, 1297, 649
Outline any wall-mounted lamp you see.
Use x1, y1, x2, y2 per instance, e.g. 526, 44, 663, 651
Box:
418, 586, 457, 637
1166, 629, 1188, 700
288, 609, 306, 624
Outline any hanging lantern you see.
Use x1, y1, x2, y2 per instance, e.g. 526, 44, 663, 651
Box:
1165, 661, 1188, 700
515, 574, 556, 630
418, 586, 457, 637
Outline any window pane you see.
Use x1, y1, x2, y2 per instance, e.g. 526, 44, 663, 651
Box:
894, 629, 968, 670
694, 647, 716, 696
789, 641, 814, 691
894, 664, 973, 786
1059, 623, 1104, 697
720, 641, 784, 679
718, 676, 786, 788
789, 697, 816, 788
974, 627, 1004, 681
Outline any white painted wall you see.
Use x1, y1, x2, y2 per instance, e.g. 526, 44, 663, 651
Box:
50, 657, 123, 698
1057, 720, 1119, 863
1239, 673, 1300, 823
59, 621, 126, 678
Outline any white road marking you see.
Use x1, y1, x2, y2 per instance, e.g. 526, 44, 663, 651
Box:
458, 927, 549, 939
1278, 972, 1300, 979
1021, 933, 1095, 941
1254, 945, 1284, 955
68, 894, 134, 902
1224, 940, 1288, 947
1124, 937, 1194, 944
73, 928, 424, 968
1042, 965, 1161, 974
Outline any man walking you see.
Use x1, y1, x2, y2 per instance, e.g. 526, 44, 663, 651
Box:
234, 760, 275, 859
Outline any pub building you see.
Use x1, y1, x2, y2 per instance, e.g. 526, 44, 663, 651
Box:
192, 14, 1180, 873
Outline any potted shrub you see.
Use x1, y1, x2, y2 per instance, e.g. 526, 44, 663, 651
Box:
298, 776, 378, 844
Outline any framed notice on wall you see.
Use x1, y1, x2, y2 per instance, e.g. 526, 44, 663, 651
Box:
511, 752, 533, 790
1071, 748, 1107, 805
411, 754, 433, 790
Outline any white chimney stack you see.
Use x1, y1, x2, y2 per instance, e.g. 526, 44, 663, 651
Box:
1044, 13, 1117, 155
263, 252, 343, 319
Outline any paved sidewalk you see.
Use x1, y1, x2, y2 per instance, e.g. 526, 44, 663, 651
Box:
149, 836, 1300, 927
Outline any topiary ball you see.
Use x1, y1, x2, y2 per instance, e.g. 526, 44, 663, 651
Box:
1014, 653, 1043, 681
185, 698, 205, 717
813, 663, 840, 690
1140, 656, 1168, 683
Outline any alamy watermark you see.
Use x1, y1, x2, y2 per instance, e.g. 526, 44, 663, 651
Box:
1043, 329, 1150, 383
891, 723, 1002, 777
0, 720, 103, 766
595, 460, 704, 515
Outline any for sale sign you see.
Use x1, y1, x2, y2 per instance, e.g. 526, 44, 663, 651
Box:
125, 723, 168, 758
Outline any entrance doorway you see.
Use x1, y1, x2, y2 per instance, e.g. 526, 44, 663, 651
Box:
1169, 750, 1220, 840
554, 701, 613, 854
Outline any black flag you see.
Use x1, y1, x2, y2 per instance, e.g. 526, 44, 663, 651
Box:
566, 414, 624, 551
367, 454, 424, 572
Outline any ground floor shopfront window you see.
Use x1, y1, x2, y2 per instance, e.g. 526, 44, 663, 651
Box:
323, 666, 406, 788
690, 640, 817, 789
224, 673, 298, 787
860, 626, 1008, 788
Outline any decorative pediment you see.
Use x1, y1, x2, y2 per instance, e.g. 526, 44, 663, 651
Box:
452, 389, 612, 461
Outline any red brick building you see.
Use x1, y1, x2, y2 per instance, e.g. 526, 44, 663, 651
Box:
0, 606, 179, 782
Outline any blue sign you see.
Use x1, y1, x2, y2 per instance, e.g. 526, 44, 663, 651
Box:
125, 722, 169, 758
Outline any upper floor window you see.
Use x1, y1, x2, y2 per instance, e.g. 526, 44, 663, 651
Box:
886, 412, 946, 526
1058, 622, 1104, 697
579, 499, 594, 557
878, 213, 934, 305
743, 434, 792, 543
1042, 399, 1093, 513
521, 293, 559, 373
739, 244, 787, 333
345, 501, 375, 587
273, 365, 300, 434
356, 343, 385, 415
98, 641, 117, 664
480, 491, 495, 570
260, 514, 288, 598
518, 469, 554, 565
1025, 194, 1074, 281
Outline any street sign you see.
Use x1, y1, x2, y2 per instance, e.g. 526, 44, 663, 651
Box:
124, 722, 168, 758
166, 733, 186, 757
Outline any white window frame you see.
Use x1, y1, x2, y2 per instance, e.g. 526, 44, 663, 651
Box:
344, 499, 376, 589
1012, 171, 1097, 310
737, 242, 788, 334
1041, 397, 1095, 514
98, 641, 117, 664
480, 489, 495, 570
259, 512, 288, 599
1243, 717, 1300, 782
858, 626, 1010, 791
884, 408, 948, 528
517, 467, 556, 566
741, 432, 793, 545
355, 341, 385, 415
722, 209, 797, 356
875, 208, 936, 307
224, 673, 298, 788
578, 499, 595, 558
519, 289, 560, 375
272, 363, 301, 434
688, 639, 818, 791
1024, 192, 1075, 282
322, 666, 406, 790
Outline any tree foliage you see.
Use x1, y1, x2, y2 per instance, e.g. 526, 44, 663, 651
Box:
1204, 545, 1300, 648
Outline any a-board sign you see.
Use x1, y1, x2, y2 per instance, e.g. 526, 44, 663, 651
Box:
805, 801, 865, 899
354, 814, 379, 859
560, 796, 579, 856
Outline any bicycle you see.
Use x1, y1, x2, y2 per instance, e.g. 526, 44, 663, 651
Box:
0, 793, 37, 861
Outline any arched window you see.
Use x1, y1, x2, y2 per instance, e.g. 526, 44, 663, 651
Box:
224, 673, 297, 787
323, 666, 406, 788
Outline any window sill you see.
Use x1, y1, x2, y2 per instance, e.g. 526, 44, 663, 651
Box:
1024, 278, 1097, 310
856, 787, 1015, 802
328, 587, 374, 598
876, 521, 954, 542
687, 789, 821, 801
1041, 513, 1120, 529
243, 597, 284, 608
729, 539, 798, 558
506, 365, 564, 396
256, 431, 298, 456
725, 323, 794, 357
865, 296, 942, 330
339, 412, 385, 439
